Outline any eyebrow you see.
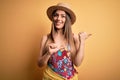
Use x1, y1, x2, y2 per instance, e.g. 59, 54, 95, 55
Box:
54, 12, 66, 16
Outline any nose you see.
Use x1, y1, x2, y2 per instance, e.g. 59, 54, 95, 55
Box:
57, 15, 61, 21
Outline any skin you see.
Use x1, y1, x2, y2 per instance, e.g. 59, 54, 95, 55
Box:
38, 10, 91, 67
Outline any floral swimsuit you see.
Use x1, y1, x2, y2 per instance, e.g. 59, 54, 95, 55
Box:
48, 45, 77, 79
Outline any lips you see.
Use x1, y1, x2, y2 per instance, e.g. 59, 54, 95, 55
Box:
55, 21, 62, 25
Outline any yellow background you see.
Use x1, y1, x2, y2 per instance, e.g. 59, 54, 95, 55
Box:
0, 0, 120, 80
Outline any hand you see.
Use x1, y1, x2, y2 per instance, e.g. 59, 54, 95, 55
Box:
48, 43, 59, 55
78, 32, 92, 41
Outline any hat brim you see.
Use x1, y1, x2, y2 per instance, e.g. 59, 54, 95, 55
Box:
47, 6, 76, 25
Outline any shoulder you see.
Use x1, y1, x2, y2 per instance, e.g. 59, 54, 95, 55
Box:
73, 33, 79, 42
40, 35, 48, 46
42, 35, 48, 41
73, 33, 80, 50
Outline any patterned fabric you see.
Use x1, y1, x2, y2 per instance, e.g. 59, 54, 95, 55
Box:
48, 45, 77, 79
43, 66, 78, 80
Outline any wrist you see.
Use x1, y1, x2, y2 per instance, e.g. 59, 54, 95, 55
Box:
80, 40, 85, 45
80, 39, 85, 43
78, 36, 85, 43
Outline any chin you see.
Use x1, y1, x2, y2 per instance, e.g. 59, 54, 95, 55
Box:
55, 25, 64, 29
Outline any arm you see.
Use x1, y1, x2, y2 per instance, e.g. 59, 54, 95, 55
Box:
73, 32, 91, 67
38, 35, 59, 67
38, 35, 51, 67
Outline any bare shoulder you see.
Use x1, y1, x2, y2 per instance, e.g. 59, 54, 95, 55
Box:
42, 35, 48, 41
40, 35, 48, 46
73, 33, 79, 42
73, 33, 80, 50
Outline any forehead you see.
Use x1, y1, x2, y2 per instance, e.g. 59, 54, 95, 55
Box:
55, 9, 66, 14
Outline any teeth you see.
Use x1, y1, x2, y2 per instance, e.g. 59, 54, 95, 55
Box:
56, 22, 61, 24
57, 21, 62, 23
55, 21, 62, 25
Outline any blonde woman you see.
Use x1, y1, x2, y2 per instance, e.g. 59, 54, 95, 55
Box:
38, 3, 91, 80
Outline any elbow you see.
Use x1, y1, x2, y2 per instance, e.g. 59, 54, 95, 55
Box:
74, 58, 84, 67
38, 62, 43, 68
37, 60, 46, 68
74, 62, 81, 67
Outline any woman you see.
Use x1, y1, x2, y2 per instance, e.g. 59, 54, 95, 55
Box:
38, 3, 91, 80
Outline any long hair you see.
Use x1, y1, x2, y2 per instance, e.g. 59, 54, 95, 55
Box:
43, 11, 76, 55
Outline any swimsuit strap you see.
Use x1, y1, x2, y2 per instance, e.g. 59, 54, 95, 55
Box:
67, 44, 71, 51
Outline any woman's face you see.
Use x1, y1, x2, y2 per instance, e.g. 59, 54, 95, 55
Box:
53, 10, 66, 29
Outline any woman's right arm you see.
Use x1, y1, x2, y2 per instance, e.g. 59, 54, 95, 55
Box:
38, 35, 59, 67
38, 35, 51, 67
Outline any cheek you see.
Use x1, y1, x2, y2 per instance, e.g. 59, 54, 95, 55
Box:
53, 17, 57, 21
63, 18, 66, 22
63, 19, 66, 24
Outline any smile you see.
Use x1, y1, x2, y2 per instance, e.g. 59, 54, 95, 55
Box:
56, 21, 62, 25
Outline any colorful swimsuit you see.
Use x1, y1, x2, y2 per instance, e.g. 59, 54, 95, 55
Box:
43, 45, 78, 80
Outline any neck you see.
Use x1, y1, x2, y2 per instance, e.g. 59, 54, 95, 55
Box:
55, 29, 64, 37
54, 29, 65, 40
56, 28, 63, 34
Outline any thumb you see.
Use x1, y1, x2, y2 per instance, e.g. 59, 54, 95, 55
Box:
88, 34, 92, 37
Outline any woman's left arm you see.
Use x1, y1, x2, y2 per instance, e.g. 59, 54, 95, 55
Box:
73, 32, 91, 67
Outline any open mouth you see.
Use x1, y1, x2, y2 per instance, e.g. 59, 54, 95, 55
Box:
55, 21, 62, 25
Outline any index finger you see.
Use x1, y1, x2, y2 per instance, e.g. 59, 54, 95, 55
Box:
49, 43, 57, 49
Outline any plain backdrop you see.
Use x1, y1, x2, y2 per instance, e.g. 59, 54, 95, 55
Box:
0, 0, 120, 80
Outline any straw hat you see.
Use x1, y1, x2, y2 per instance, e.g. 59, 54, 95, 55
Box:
47, 3, 76, 25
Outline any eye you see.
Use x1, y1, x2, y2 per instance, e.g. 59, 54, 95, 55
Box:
61, 15, 66, 18
53, 13, 58, 17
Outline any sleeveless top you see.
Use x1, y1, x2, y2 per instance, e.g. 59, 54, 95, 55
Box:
48, 44, 77, 79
